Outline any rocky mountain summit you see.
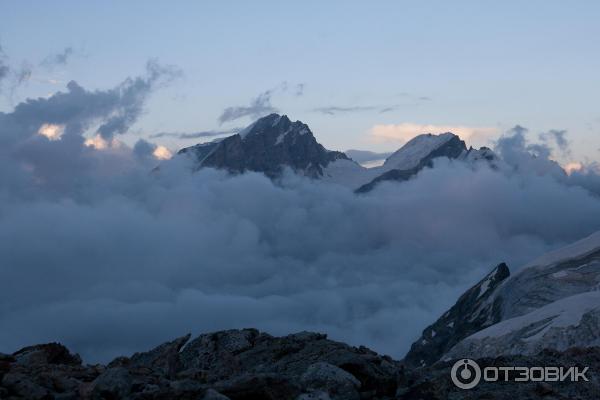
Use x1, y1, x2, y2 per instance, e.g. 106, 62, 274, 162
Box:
178, 114, 348, 179
177, 114, 498, 192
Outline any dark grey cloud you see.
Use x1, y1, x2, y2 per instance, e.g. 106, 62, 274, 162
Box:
0, 60, 7, 83
0, 44, 8, 87
2, 153, 600, 364
96, 60, 181, 139
494, 125, 565, 178
41, 47, 76, 68
0, 60, 180, 197
132, 138, 162, 163
313, 105, 398, 115
397, 92, 432, 102
15, 63, 32, 84
494, 125, 600, 198
539, 129, 570, 156
311, 90, 433, 115
217, 81, 304, 124
218, 89, 278, 124
149, 127, 242, 140
9, 62, 33, 96
2, 59, 180, 142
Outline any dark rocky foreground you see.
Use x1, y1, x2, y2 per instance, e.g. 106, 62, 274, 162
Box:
1, 329, 599, 400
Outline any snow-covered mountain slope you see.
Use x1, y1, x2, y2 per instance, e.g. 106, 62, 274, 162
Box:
354, 134, 480, 193
324, 130, 498, 191
383, 133, 458, 170
178, 114, 498, 191
445, 291, 600, 359
178, 114, 350, 179
407, 231, 600, 365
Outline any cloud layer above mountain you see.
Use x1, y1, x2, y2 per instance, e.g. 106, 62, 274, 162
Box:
2, 68, 600, 365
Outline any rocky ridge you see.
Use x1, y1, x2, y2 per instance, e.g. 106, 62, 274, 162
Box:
2, 329, 600, 399
0, 329, 399, 400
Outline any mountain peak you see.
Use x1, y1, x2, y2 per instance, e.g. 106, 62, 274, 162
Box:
237, 113, 308, 141
179, 114, 347, 178
383, 132, 464, 170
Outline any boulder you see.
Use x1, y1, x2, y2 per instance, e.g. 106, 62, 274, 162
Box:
300, 362, 360, 400
12, 343, 82, 367
90, 367, 132, 399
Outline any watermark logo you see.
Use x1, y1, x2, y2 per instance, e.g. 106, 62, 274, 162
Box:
451, 359, 481, 389
451, 359, 589, 390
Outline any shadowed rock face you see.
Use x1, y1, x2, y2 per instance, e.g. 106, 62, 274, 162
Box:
179, 114, 348, 179
404, 263, 510, 367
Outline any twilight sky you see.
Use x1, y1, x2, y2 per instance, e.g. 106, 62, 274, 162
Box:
1, 1, 599, 164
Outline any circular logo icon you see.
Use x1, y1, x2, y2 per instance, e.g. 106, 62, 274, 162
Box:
451, 358, 481, 389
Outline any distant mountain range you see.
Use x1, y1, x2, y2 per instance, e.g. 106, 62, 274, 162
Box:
177, 114, 498, 192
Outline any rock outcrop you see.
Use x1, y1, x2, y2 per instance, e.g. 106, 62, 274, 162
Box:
0, 329, 399, 400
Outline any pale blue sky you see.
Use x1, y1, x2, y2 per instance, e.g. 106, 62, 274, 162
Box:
1, 1, 599, 162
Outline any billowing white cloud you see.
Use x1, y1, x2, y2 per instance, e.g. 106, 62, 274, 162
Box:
563, 162, 583, 175
37, 123, 65, 141
369, 123, 499, 147
153, 145, 172, 160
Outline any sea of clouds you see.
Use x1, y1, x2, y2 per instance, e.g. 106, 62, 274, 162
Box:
2, 64, 600, 363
